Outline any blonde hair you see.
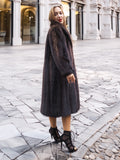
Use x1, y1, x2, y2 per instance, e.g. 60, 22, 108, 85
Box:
49, 5, 66, 28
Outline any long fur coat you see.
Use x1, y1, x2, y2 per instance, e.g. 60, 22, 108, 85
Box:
40, 20, 80, 117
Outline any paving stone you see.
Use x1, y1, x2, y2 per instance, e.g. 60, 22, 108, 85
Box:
1, 155, 11, 160
0, 124, 20, 141
1, 148, 19, 159
0, 136, 28, 149
74, 145, 88, 158
10, 117, 28, 129
16, 151, 38, 160
23, 136, 42, 147
25, 118, 39, 124
105, 149, 113, 157
82, 110, 100, 121
16, 105, 33, 113
10, 101, 25, 106
101, 138, 113, 143
0, 153, 4, 159
84, 132, 102, 147
7, 110, 22, 118
89, 153, 96, 159
22, 129, 49, 140
112, 148, 119, 154
116, 157, 120, 160
96, 158, 102, 160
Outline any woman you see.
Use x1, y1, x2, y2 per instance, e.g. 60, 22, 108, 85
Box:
40, 5, 80, 153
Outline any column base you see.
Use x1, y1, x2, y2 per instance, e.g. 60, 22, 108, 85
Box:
84, 34, 100, 40
84, 30, 100, 40
71, 34, 77, 41
101, 30, 115, 39
39, 36, 46, 44
12, 37, 22, 46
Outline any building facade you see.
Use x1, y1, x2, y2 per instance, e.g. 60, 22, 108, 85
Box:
0, 0, 120, 46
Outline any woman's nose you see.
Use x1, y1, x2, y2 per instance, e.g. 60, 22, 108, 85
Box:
58, 13, 61, 17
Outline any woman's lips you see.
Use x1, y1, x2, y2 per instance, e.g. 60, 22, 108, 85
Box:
58, 19, 62, 22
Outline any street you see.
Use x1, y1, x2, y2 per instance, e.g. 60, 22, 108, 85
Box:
0, 39, 120, 160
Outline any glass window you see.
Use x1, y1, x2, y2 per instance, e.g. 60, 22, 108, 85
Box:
76, 4, 83, 40
62, 1, 71, 33
98, 7, 100, 30
0, 0, 11, 45
116, 12, 119, 37
21, 0, 39, 44
111, 10, 113, 30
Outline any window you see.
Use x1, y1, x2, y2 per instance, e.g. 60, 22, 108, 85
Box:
98, 7, 100, 30
21, 0, 39, 44
116, 12, 119, 37
0, 0, 12, 45
111, 10, 113, 30
76, 4, 84, 40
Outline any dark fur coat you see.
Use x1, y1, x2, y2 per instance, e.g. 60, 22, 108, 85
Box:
40, 21, 80, 117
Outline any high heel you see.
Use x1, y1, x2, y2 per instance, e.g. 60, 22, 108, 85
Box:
49, 127, 61, 143
61, 131, 77, 153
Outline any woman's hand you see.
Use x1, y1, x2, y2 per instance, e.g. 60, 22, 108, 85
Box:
66, 73, 76, 84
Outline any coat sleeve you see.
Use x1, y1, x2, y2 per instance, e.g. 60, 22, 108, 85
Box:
48, 26, 74, 76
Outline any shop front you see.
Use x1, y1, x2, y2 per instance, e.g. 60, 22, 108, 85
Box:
0, 0, 12, 45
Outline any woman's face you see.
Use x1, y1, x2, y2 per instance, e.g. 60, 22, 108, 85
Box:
54, 7, 63, 24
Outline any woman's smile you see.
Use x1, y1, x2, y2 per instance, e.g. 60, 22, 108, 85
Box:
54, 7, 63, 24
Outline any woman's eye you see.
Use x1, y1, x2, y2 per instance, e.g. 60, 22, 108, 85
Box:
59, 12, 62, 15
54, 12, 58, 16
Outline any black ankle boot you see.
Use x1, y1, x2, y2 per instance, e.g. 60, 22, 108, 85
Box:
49, 127, 61, 143
61, 131, 77, 153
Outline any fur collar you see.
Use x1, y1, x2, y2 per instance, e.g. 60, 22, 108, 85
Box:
50, 20, 73, 47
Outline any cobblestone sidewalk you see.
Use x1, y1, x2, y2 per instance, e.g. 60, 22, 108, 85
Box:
84, 114, 120, 160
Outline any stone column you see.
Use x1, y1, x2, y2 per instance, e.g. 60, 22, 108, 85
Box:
88, 3, 100, 39
12, 0, 22, 45
119, 11, 120, 37
71, 2, 77, 40
35, 2, 39, 43
39, 0, 46, 43
116, 4, 120, 38
83, 2, 89, 40
101, 7, 113, 38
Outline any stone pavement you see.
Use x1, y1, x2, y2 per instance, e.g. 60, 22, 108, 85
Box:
83, 114, 120, 160
0, 38, 120, 160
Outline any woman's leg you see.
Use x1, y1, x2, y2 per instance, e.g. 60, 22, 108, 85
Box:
49, 117, 56, 128
49, 117, 61, 143
61, 115, 77, 152
62, 115, 71, 131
